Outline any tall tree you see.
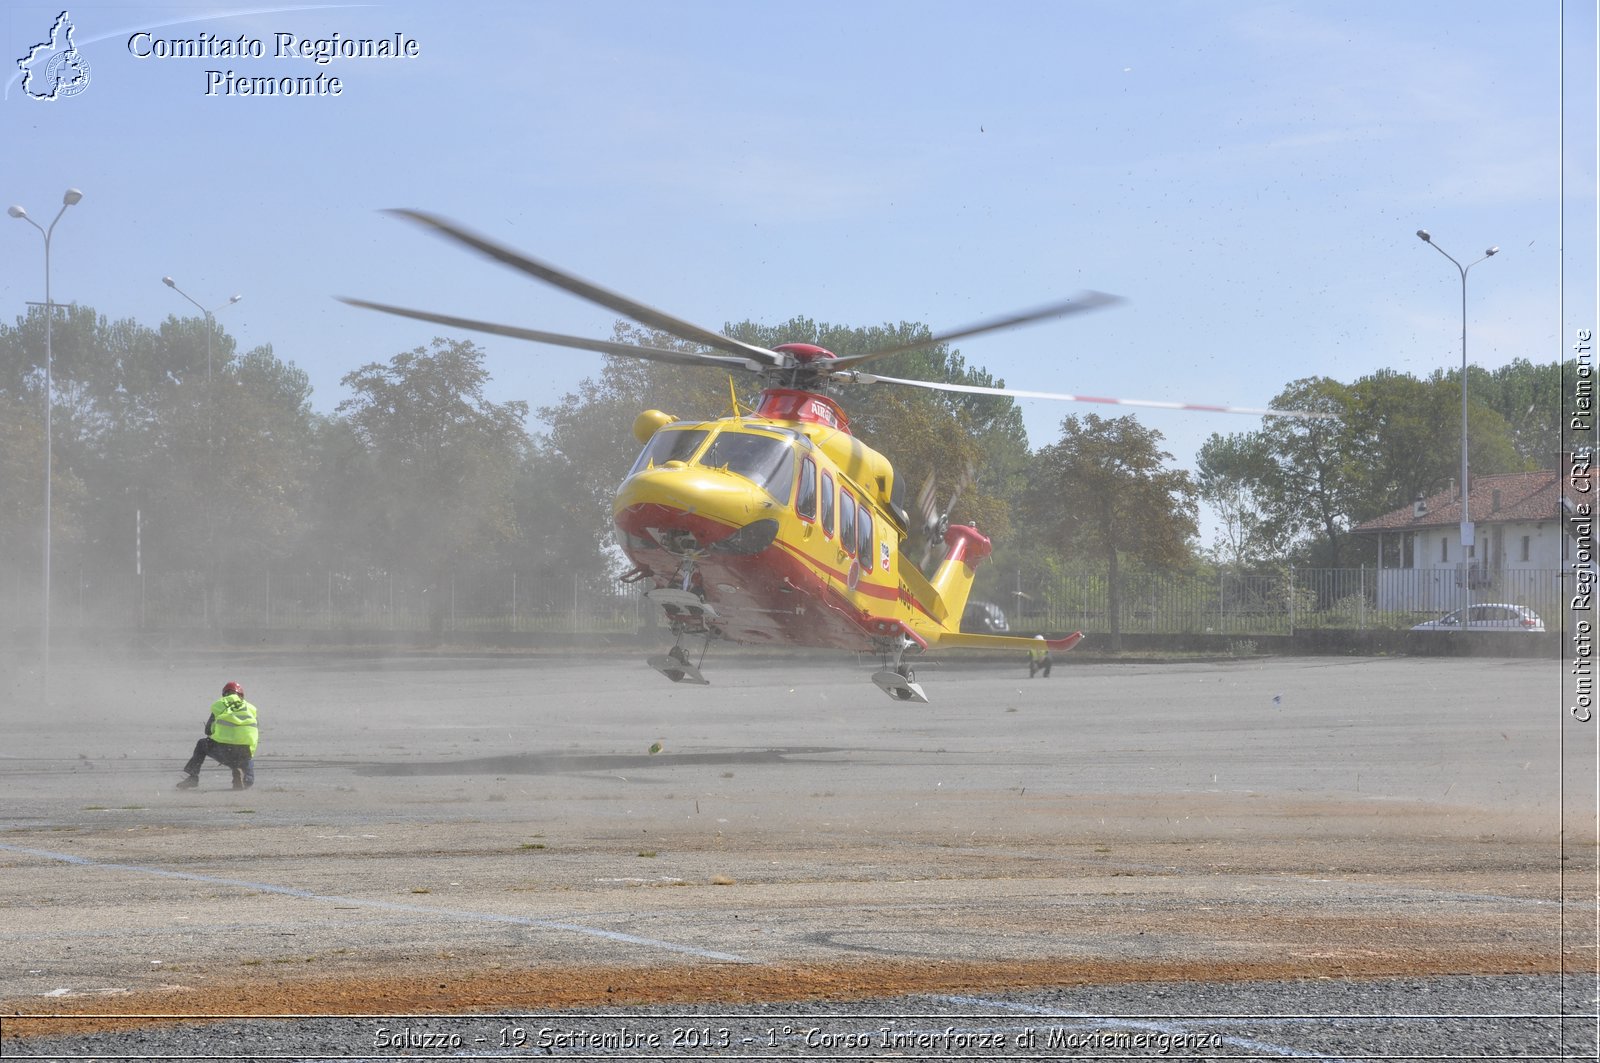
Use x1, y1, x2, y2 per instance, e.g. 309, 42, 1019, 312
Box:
529, 321, 753, 588
1198, 378, 1358, 568
338, 338, 529, 632
1027, 413, 1198, 648
1347, 368, 1525, 516
0, 306, 316, 618
1199, 371, 1528, 569
1471, 358, 1567, 467
1195, 432, 1296, 571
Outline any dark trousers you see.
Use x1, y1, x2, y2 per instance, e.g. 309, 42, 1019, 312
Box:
1029, 656, 1052, 678
184, 738, 254, 784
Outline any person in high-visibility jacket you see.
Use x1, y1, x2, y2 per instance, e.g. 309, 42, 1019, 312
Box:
1028, 635, 1052, 678
176, 681, 259, 790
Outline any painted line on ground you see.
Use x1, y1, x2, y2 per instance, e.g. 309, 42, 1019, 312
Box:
0, 843, 751, 964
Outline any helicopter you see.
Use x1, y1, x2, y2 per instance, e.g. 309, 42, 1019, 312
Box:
344, 210, 1321, 702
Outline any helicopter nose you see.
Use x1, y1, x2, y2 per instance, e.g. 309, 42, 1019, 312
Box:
615, 464, 774, 548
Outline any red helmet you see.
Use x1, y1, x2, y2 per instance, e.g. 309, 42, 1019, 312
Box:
221, 681, 244, 697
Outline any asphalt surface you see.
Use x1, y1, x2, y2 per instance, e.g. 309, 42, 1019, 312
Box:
0, 648, 1594, 1060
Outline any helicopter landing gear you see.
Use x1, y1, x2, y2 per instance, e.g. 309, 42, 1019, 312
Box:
647, 641, 710, 685
870, 635, 929, 703
645, 582, 715, 684
644, 587, 719, 619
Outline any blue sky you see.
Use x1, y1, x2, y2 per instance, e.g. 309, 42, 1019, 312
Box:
4, 2, 1595, 532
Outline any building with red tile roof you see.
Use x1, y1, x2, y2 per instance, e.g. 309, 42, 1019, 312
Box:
1351, 465, 1587, 615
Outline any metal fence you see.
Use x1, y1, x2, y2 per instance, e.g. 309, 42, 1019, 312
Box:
0, 565, 646, 637
994, 567, 1573, 636
0, 563, 1578, 639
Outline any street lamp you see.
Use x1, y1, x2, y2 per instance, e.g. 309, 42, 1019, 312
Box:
161, 277, 241, 630
1415, 229, 1498, 624
8, 187, 83, 705
162, 276, 242, 381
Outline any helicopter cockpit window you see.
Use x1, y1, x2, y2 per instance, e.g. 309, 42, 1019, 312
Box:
627, 428, 709, 478
698, 430, 796, 499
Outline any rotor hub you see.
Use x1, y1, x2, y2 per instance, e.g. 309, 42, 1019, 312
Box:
771, 342, 836, 364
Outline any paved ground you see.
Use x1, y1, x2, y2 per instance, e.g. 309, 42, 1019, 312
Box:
0, 648, 1593, 1058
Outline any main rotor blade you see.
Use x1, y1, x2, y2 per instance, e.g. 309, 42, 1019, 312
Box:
845, 371, 1337, 419
386, 209, 784, 367
830, 292, 1125, 369
337, 298, 767, 372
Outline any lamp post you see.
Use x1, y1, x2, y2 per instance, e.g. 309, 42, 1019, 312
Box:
8, 188, 83, 705
1415, 229, 1497, 624
161, 277, 242, 381
161, 278, 240, 629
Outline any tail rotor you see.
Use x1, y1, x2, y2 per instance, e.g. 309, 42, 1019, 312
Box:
915, 462, 977, 572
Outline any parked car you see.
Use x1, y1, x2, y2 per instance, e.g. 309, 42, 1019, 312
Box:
961, 600, 1009, 634
1410, 603, 1545, 632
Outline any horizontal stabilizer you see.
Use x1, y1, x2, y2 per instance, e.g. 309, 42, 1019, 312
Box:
934, 631, 1084, 653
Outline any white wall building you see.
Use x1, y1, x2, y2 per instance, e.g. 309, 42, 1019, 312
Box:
1352, 468, 1581, 616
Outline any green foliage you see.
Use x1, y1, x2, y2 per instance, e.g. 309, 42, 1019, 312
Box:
0, 306, 317, 597
531, 323, 750, 568
1199, 367, 1534, 570
2, 292, 1576, 633
337, 338, 529, 576
1469, 358, 1567, 466
1025, 413, 1199, 646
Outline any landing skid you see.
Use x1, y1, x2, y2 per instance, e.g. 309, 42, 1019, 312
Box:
644, 580, 717, 684
871, 667, 928, 703
648, 649, 710, 685
871, 632, 929, 703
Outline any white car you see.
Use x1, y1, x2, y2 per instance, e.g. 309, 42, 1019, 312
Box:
1411, 603, 1545, 632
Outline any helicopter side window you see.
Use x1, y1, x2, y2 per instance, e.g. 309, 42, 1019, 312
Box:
820, 471, 835, 538
626, 428, 708, 478
858, 507, 874, 573
839, 491, 857, 556
699, 431, 796, 499
796, 458, 817, 521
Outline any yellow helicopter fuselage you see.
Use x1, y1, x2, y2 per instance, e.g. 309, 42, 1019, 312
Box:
614, 388, 1070, 658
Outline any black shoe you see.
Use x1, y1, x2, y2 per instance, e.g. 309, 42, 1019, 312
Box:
176, 775, 199, 790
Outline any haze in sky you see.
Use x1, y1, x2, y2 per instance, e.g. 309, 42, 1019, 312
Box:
5, 2, 1596, 538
